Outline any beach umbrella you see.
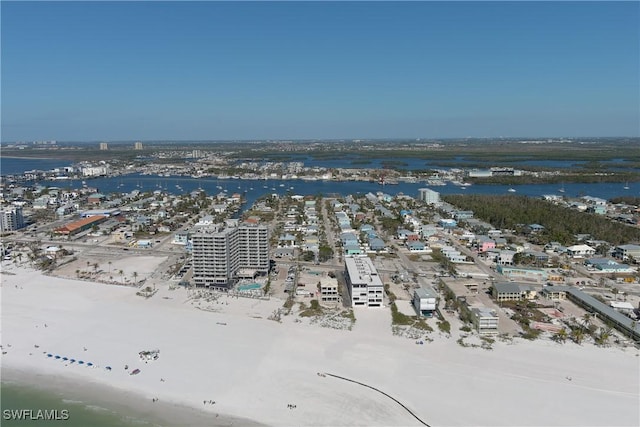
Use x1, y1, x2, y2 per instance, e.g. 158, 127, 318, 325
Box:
62, 357, 68, 361
105, 366, 112, 371
78, 361, 84, 364
54, 355, 61, 359
87, 362, 93, 367
70, 359, 76, 363
47, 354, 53, 358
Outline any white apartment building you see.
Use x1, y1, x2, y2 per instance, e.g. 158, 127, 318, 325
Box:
82, 165, 110, 176
345, 255, 384, 307
470, 306, 499, 335
0, 207, 25, 232
191, 221, 269, 288
418, 188, 440, 205
319, 276, 339, 304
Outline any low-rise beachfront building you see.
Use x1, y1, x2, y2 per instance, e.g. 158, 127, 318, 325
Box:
498, 250, 516, 265
613, 244, 640, 261
540, 287, 567, 301
412, 287, 438, 317
496, 266, 547, 282
345, 255, 384, 307
319, 276, 340, 304
492, 282, 537, 302
172, 231, 189, 245
80, 208, 121, 218
566, 244, 596, 258
470, 306, 499, 335
585, 258, 636, 274
54, 215, 107, 237
551, 286, 640, 342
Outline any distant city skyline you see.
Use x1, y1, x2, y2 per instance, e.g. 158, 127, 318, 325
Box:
2, 1, 638, 141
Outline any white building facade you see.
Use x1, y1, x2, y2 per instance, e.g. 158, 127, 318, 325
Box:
0, 207, 25, 232
191, 221, 269, 288
418, 188, 440, 205
345, 255, 384, 307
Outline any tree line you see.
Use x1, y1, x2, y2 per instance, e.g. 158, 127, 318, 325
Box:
442, 194, 640, 245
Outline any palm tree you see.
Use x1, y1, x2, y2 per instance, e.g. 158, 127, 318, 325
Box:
75, 269, 80, 278
582, 313, 591, 331
595, 327, 612, 347
119, 269, 124, 284
571, 328, 585, 345
108, 261, 112, 274
554, 328, 568, 343
612, 287, 619, 301
93, 263, 99, 274
133, 271, 138, 284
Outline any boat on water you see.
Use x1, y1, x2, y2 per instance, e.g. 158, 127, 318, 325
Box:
508, 188, 516, 193
624, 182, 630, 190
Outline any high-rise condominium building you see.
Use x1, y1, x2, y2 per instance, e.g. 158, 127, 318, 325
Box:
191, 220, 269, 288
134, 142, 143, 150
418, 188, 440, 205
0, 207, 25, 232
99, 142, 108, 150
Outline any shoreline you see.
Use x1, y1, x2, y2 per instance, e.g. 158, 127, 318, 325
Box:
2, 265, 639, 426
1, 367, 260, 427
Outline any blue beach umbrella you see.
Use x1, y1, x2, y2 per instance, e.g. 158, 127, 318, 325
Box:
87, 362, 93, 367
70, 359, 76, 363
47, 354, 53, 357
78, 361, 84, 364
105, 366, 112, 371
54, 355, 61, 359
62, 357, 68, 361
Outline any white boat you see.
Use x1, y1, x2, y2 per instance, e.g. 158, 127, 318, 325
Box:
508, 188, 516, 193
624, 182, 630, 190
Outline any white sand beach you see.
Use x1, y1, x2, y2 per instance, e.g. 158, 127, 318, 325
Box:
2, 265, 639, 426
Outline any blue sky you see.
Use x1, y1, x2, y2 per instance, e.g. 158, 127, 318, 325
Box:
2, 1, 638, 141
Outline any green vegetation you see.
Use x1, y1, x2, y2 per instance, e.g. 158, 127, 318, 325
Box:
390, 302, 414, 325
283, 298, 294, 310
437, 320, 451, 334
442, 194, 640, 245
299, 299, 323, 317
341, 309, 356, 323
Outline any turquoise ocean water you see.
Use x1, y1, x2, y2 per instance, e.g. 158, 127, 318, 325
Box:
1, 382, 159, 427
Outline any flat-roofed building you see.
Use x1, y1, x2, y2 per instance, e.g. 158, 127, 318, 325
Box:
191, 221, 269, 288
470, 306, 499, 335
418, 188, 440, 204
566, 244, 596, 258
344, 255, 384, 307
540, 287, 567, 300
55, 215, 107, 237
492, 282, 537, 302
614, 244, 640, 261
413, 286, 438, 317
320, 276, 339, 304
0, 207, 25, 232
